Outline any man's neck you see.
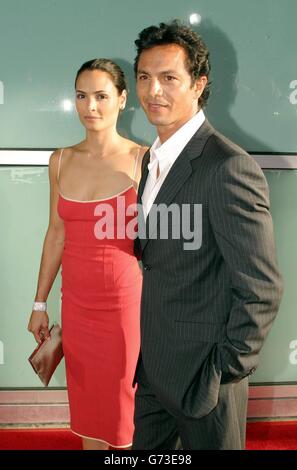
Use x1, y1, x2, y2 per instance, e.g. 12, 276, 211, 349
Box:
157, 109, 201, 144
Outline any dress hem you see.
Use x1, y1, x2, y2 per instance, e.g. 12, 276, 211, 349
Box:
70, 428, 132, 448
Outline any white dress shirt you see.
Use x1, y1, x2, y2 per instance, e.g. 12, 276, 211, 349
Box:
142, 109, 205, 220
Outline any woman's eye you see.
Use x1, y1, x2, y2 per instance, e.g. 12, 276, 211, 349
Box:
96, 94, 107, 100
76, 93, 85, 99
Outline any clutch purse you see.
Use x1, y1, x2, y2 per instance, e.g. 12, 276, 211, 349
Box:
28, 323, 64, 386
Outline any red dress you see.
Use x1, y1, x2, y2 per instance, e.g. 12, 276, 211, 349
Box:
57, 183, 142, 447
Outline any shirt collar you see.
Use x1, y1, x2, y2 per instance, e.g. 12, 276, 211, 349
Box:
149, 109, 205, 175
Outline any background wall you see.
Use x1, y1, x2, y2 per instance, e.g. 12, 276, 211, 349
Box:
0, 0, 297, 151
0, 0, 296, 387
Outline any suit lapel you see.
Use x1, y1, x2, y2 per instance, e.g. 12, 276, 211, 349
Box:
141, 153, 192, 251
138, 119, 215, 252
137, 150, 150, 204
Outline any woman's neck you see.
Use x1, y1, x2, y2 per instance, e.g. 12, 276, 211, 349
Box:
84, 127, 123, 159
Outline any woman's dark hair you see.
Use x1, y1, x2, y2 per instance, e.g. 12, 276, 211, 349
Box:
134, 20, 211, 107
75, 58, 128, 95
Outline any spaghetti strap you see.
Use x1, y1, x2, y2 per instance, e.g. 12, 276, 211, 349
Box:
57, 148, 64, 183
132, 147, 141, 182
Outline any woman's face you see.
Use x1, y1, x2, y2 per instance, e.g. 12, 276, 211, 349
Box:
75, 69, 126, 132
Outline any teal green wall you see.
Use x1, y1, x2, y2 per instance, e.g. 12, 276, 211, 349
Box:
0, 0, 297, 151
252, 171, 297, 383
0, 1, 296, 387
0, 168, 295, 387
0, 167, 64, 386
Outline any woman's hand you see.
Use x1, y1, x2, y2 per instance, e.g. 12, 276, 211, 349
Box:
27, 311, 50, 344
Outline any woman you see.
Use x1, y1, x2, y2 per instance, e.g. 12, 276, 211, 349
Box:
28, 59, 147, 450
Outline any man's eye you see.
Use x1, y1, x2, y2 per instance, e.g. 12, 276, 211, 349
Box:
138, 75, 148, 80
165, 75, 175, 81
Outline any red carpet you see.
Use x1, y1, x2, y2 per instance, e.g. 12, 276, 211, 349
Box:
246, 421, 297, 450
0, 422, 296, 450
0, 428, 82, 450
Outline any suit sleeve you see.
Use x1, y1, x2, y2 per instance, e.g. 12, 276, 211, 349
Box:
208, 153, 283, 383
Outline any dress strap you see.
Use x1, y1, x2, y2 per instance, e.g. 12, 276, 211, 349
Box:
57, 148, 64, 183
132, 147, 141, 182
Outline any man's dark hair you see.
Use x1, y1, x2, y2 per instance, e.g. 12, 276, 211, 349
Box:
134, 20, 211, 108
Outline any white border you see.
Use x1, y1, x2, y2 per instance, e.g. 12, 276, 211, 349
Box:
0, 151, 297, 168
254, 154, 297, 169
0, 151, 52, 165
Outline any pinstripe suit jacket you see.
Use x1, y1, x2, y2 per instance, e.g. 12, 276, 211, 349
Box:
134, 119, 283, 419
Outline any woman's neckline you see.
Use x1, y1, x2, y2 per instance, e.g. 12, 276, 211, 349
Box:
59, 184, 135, 203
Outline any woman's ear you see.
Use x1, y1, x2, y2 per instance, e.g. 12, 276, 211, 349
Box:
120, 90, 127, 110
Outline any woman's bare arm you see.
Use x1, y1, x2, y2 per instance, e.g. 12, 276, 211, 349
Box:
27, 150, 65, 343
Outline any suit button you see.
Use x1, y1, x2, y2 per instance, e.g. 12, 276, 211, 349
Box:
143, 264, 151, 271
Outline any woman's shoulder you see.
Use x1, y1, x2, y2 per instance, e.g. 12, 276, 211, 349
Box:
123, 139, 149, 159
49, 143, 84, 167
138, 145, 150, 159
135, 145, 149, 172
130, 143, 150, 174
48, 148, 62, 171
122, 141, 150, 185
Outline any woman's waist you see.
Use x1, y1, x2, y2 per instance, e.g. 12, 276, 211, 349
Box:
64, 238, 134, 251
62, 242, 136, 262
61, 248, 142, 296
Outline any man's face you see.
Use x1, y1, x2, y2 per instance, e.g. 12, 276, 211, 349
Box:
136, 44, 207, 142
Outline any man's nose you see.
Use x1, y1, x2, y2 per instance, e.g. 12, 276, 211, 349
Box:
149, 78, 162, 97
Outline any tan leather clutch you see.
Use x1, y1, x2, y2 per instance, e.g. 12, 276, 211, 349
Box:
28, 324, 64, 386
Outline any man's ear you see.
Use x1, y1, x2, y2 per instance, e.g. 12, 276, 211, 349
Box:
193, 76, 207, 99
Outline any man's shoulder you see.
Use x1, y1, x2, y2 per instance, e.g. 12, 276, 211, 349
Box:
190, 119, 249, 163
199, 126, 265, 183
188, 121, 264, 180
205, 127, 249, 160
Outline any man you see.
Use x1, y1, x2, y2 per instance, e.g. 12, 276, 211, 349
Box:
132, 20, 283, 450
